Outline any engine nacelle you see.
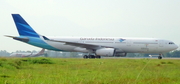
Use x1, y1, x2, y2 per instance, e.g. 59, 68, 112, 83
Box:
114, 52, 127, 57
96, 48, 115, 56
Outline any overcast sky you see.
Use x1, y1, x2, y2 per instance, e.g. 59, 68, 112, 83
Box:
0, 0, 180, 52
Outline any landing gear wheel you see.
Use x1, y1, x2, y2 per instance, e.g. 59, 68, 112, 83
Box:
158, 54, 163, 59
158, 56, 162, 59
89, 55, 95, 59
83, 55, 101, 59
96, 55, 101, 59
83, 55, 88, 59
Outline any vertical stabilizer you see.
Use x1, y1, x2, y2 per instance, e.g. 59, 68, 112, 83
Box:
12, 14, 39, 37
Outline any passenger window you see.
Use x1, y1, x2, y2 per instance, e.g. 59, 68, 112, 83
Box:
169, 42, 174, 44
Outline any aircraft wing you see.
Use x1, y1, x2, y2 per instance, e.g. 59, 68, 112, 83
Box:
46, 39, 114, 50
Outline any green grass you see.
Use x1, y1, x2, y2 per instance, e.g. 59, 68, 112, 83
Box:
0, 57, 180, 84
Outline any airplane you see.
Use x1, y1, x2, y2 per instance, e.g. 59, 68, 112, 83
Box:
5, 14, 178, 59
10, 48, 45, 57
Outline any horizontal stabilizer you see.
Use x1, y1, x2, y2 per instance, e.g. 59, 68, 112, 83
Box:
4, 35, 15, 38
5, 35, 29, 42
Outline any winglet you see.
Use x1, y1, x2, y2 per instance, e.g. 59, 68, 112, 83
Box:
12, 14, 39, 37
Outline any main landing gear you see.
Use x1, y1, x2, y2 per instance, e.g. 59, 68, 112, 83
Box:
158, 54, 163, 59
83, 55, 101, 59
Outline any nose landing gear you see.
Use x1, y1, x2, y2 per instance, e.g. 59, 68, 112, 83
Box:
158, 54, 163, 59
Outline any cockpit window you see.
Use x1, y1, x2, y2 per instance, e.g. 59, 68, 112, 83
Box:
169, 42, 174, 44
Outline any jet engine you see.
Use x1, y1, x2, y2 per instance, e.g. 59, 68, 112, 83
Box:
114, 52, 127, 57
96, 48, 115, 56
95, 48, 127, 57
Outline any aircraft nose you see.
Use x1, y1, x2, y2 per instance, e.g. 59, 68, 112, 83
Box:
174, 44, 178, 49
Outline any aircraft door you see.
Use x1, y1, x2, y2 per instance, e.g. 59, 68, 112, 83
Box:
127, 40, 131, 46
159, 40, 164, 47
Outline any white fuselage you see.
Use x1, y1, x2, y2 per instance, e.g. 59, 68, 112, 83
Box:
10, 49, 45, 57
43, 37, 178, 54
10, 52, 33, 57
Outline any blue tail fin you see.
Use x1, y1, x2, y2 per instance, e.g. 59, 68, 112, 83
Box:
12, 14, 39, 37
